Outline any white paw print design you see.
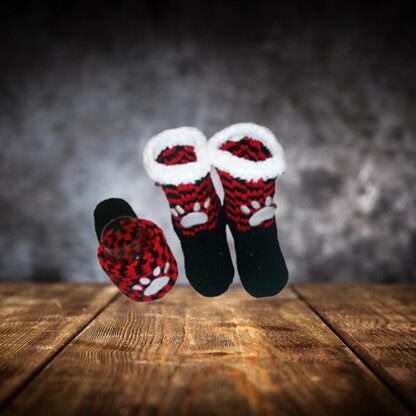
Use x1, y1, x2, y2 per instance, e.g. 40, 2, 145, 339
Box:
240, 196, 276, 227
132, 263, 170, 296
170, 198, 211, 228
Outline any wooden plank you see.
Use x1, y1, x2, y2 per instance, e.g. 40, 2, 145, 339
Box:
4, 286, 408, 416
294, 284, 416, 412
0, 283, 118, 407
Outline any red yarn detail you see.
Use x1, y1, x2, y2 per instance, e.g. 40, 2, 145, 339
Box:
220, 137, 272, 161
217, 137, 277, 231
156, 145, 197, 165
155, 144, 220, 237
218, 170, 276, 232
161, 174, 220, 236
98, 218, 177, 302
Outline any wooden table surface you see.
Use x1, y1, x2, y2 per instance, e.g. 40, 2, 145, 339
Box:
0, 284, 415, 416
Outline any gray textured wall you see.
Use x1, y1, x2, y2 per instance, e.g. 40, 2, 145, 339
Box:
1, 2, 415, 283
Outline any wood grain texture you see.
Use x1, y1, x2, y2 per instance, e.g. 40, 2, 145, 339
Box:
294, 284, 416, 412
4, 286, 408, 416
0, 283, 118, 407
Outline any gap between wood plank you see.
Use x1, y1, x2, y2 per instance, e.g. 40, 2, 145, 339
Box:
4, 285, 410, 415
291, 285, 414, 414
0, 290, 120, 412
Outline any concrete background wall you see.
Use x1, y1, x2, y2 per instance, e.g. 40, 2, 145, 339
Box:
1, 1, 415, 283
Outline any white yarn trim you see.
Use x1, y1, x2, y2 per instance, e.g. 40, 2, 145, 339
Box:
143, 127, 210, 186
207, 123, 287, 181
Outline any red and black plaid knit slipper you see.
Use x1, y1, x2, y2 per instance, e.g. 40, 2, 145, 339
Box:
143, 127, 234, 297
208, 123, 288, 297
94, 198, 178, 302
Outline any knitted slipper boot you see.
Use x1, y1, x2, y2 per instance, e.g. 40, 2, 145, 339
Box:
94, 198, 178, 302
143, 127, 234, 296
208, 123, 288, 297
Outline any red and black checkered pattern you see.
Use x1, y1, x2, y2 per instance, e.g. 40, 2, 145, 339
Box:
217, 137, 276, 232
98, 217, 177, 302
157, 145, 220, 237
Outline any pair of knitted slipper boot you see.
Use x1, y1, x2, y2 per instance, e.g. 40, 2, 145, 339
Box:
95, 123, 288, 302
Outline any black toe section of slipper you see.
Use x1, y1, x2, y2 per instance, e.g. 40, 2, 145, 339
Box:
179, 223, 234, 297
232, 223, 288, 298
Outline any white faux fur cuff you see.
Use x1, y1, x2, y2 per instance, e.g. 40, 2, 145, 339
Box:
207, 123, 287, 181
143, 127, 210, 186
